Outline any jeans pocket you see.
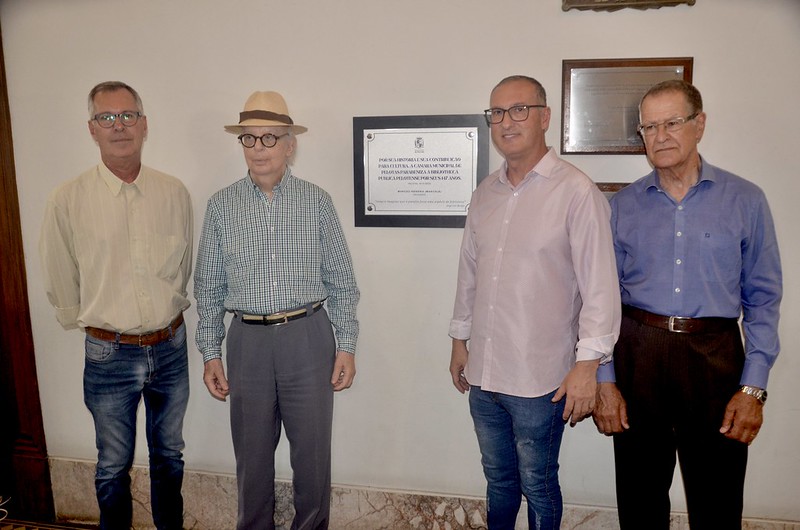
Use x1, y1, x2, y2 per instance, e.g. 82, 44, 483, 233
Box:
169, 322, 187, 347
85, 335, 115, 362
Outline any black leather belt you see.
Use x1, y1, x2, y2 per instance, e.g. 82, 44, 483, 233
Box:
623, 305, 736, 334
239, 301, 323, 326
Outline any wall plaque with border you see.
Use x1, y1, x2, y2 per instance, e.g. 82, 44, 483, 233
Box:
353, 114, 489, 228
561, 57, 693, 154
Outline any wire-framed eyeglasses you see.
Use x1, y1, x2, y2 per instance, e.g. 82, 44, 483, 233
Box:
637, 113, 699, 137
238, 133, 289, 148
483, 104, 546, 125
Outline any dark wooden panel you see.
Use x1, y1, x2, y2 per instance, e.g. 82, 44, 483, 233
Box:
0, 23, 55, 521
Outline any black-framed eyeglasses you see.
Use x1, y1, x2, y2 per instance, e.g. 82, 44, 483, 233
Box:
238, 133, 289, 148
484, 104, 546, 125
92, 111, 143, 128
637, 113, 699, 137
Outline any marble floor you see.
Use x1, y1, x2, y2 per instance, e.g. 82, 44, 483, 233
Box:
49, 459, 800, 529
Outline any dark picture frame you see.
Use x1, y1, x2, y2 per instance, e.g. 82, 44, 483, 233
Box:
561, 57, 693, 154
597, 181, 629, 200
563, 0, 695, 11
353, 114, 489, 228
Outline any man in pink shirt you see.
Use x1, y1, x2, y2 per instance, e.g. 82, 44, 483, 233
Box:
449, 75, 620, 529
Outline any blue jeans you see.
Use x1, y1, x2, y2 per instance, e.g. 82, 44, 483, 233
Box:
469, 387, 566, 530
83, 322, 189, 530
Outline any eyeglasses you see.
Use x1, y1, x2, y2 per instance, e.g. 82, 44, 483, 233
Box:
637, 113, 699, 137
484, 104, 546, 125
238, 133, 289, 148
92, 111, 143, 128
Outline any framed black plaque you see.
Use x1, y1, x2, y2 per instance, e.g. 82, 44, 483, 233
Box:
561, 57, 693, 154
353, 114, 489, 228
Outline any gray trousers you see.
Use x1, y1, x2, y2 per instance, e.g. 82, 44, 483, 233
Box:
227, 307, 336, 530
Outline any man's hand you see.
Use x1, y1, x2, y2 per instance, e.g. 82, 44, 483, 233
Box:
449, 339, 471, 394
592, 382, 629, 435
720, 390, 764, 444
203, 358, 230, 401
552, 359, 600, 427
331, 351, 356, 391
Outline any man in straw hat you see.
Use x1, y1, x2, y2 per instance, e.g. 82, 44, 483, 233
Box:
194, 91, 360, 529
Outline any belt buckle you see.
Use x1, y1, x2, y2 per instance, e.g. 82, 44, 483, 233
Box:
269, 311, 290, 325
668, 316, 688, 333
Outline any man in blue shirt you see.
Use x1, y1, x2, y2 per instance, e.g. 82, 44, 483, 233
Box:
593, 80, 782, 529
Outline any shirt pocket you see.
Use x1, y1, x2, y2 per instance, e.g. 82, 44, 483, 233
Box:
151, 234, 188, 280
696, 232, 741, 276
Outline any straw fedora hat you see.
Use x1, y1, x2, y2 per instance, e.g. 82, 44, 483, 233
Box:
224, 91, 307, 135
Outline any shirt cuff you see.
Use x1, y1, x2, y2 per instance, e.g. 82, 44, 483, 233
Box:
202, 349, 222, 363
739, 361, 770, 390
576, 333, 616, 364
336, 339, 357, 355
596, 361, 616, 383
55, 305, 80, 330
448, 320, 471, 341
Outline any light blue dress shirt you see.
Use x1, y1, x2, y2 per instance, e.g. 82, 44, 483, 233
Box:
598, 158, 782, 389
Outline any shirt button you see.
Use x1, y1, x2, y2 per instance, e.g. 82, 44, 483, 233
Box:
676, 231, 682, 237
676, 259, 682, 265
678, 205, 684, 211
675, 288, 681, 293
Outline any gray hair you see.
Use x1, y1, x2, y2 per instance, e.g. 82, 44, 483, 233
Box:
493, 75, 547, 106
640, 79, 703, 115
87, 81, 144, 118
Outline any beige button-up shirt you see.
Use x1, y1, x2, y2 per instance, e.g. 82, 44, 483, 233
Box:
40, 163, 193, 333
449, 148, 620, 398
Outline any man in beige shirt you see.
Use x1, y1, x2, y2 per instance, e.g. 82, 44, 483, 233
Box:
40, 81, 192, 530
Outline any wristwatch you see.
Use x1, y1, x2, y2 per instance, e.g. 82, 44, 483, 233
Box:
740, 385, 768, 405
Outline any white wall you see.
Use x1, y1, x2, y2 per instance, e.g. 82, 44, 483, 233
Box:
3, 0, 799, 520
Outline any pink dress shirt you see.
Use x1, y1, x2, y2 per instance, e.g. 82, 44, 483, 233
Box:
449, 148, 620, 398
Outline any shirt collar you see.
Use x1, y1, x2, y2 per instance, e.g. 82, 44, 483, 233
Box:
498, 147, 557, 187
98, 162, 143, 196
246, 166, 293, 193
646, 155, 714, 191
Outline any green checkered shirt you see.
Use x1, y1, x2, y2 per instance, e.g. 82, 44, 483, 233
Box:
194, 168, 359, 362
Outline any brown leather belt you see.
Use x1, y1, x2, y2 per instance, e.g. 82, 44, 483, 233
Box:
623, 305, 735, 334
85, 313, 184, 346
239, 301, 323, 326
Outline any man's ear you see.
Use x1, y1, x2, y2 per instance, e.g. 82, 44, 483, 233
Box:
694, 111, 706, 143
540, 106, 552, 132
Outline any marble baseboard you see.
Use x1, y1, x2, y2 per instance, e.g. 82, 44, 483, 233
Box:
50, 458, 799, 529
